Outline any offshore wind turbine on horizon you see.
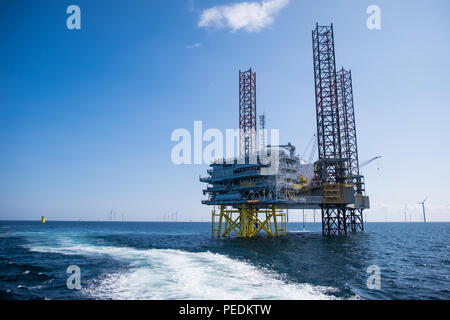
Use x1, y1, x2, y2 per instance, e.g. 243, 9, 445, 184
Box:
417, 196, 428, 223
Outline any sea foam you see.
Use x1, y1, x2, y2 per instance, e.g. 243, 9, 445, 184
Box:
28, 240, 339, 300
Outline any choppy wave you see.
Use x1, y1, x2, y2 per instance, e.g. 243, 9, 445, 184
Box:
28, 243, 339, 300
4, 222, 449, 300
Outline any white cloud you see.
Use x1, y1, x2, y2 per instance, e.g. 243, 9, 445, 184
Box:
186, 43, 203, 49
198, 0, 289, 33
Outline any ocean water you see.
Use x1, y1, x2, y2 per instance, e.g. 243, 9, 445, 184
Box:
0, 221, 448, 300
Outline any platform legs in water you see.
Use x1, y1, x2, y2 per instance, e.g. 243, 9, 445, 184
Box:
212, 205, 287, 238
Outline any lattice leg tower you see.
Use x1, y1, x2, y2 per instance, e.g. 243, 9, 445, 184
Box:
345, 208, 364, 233
353, 209, 364, 231
239, 68, 257, 158
321, 206, 347, 236
346, 209, 356, 232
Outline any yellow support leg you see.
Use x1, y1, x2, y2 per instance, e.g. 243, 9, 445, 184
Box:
217, 205, 224, 238
272, 206, 279, 237
212, 209, 215, 237
222, 213, 241, 237
212, 205, 286, 238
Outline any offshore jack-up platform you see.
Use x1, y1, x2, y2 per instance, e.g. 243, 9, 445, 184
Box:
200, 24, 370, 237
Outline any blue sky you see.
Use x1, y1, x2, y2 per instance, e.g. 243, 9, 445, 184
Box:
0, 0, 449, 222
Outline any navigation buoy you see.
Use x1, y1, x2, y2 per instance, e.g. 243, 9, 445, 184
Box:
41, 216, 46, 224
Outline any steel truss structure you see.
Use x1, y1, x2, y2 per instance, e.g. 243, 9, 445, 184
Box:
312, 24, 342, 164
337, 68, 360, 190
321, 206, 347, 236
212, 205, 287, 238
239, 68, 257, 158
337, 67, 364, 232
313, 23, 349, 236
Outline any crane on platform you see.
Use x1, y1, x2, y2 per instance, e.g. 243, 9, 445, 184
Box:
267, 142, 296, 158
308, 136, 317, 164
359, 156, 382, 170
305, 138, 318, 181
300, 134, 318, 164
298, 134, 318, 181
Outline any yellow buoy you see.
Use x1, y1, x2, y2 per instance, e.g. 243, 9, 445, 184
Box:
41, 216, 46, 223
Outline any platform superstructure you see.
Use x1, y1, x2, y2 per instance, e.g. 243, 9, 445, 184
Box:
200, 24, 370, 237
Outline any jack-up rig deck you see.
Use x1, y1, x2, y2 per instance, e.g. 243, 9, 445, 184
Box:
200, 24, 370, 237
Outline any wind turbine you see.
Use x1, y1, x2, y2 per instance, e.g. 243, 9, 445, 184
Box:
302, 209, 306, 230
417, 197, 428, 223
